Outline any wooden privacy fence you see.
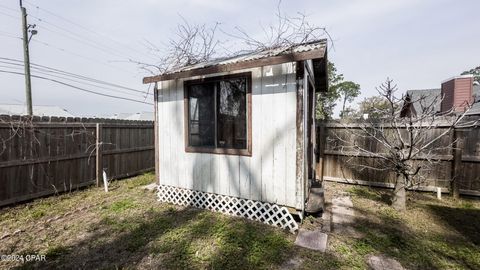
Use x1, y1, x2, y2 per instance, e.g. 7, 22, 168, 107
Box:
0, 115, 154, 207
316, 120, 480, 196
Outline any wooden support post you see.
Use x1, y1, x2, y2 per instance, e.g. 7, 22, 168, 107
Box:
295, 61, 306, 218
154, 83, 160, 185
96, 123, 103, 187
316, 122, 326, 183
451, 128, 464, 199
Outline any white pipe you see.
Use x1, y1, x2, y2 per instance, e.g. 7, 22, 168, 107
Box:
103, 170, 108, 192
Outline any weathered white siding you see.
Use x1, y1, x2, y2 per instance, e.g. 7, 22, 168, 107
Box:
157, 62, 299, 208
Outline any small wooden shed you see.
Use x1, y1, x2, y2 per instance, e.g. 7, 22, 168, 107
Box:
143, 40, 328, 231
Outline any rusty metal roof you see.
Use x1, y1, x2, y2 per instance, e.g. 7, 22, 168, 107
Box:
143, 39, 327, 83
171, 40, 327, 73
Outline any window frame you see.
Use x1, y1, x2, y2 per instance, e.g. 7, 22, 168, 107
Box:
183, 72, 252, 156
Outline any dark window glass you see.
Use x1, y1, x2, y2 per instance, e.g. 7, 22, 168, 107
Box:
188, 83, 215, 147
186, 75, 248, 151
217, 78, 247, 149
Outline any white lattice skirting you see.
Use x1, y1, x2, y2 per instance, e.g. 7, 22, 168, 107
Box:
157, 185, 299, 233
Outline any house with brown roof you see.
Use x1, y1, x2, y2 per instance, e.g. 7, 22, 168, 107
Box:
402, 75, 480, 117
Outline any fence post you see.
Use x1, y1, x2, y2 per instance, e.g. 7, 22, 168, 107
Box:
315, 122, 326, 182
96, 123, 103, 187
451, 128, 464, 199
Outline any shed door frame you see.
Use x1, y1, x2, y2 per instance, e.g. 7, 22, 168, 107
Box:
296, 60, 318, 215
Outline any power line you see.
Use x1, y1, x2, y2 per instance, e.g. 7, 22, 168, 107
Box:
0, 10, 19, 20
0, 63, 147, 99
22, 0, 153, 60
0, 60, 151, 100
0, 3, 152, 106
0, 57, 151, 96
0, 30, 19, 36
24, 8, 148, 63
0, 4, 19, 13
0, 6, 141, 76
28, 19, 132, 61
0, 32, 21, 39
143, 83, 152, 103
30, 39, 137, 75
1, 3, 159, 79
0, 34, 20, 40
0, 69, 153, 105
3, 5, 140, 62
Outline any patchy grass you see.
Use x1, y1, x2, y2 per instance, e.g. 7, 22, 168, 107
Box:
0, 175, 479, 269
45, 245, 70, 259
126, 173, 155, 189
104, 198, 136, 213
0, 173, 299, 269
332, 184, 480, 269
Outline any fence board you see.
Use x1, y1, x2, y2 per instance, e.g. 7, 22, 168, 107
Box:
317, 120, 480, 196
0, 115, 154, 207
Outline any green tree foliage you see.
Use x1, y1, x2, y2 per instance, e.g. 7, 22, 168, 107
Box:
316, 62, 360, 119
357, 96, 392, 119
338, 81, 361, 118
338, 106, 358, 119
461, 66, 480, 83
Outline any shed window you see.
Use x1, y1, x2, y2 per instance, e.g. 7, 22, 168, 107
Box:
185, 72, 251, 156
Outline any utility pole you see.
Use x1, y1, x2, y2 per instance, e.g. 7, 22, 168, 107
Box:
20, 0, 34, 116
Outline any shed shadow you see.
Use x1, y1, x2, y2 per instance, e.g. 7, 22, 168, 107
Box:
15, 205, 298, 269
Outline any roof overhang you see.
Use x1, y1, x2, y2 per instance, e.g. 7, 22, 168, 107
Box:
312, 54, 328, 93
143, 45, 326, 84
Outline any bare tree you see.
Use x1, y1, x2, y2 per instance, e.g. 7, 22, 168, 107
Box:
330, 78, 476, 211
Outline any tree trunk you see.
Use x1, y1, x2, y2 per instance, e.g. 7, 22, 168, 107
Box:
392, 174, 406, 211
341, 95, 347, 118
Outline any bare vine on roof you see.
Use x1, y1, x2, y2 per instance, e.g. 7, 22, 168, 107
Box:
226, 1, 332, 53
134, 19, 221, 76
136, 1, 332, 75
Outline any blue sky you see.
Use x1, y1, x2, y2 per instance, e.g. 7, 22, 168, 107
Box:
0, 0, 479, 117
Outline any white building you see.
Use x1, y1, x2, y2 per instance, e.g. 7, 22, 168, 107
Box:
143, 40, 328, 231
0, 104, 74, 117
109, 112, 154, 121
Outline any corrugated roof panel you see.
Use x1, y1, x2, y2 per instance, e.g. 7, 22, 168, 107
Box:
163, 39, 327, 75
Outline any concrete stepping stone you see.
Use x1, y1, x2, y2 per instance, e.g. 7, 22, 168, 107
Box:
331, 196, 360, 237
332, 196, 354, 224
279, 257, 304, 270
367, 254, 404, 270
294, 229, 328, 252
142, 183, 157, 191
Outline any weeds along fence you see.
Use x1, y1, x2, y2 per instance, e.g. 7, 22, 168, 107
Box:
0, 115, 154, 207
316, 120, 480, 197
